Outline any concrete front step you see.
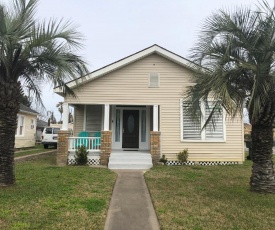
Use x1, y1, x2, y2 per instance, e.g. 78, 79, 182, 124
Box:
108, 163, 153, 170
108, 151, 153, 170
109, 159, 152, 164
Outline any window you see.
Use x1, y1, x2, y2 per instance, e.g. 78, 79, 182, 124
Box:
45, 128, 52, 134
181, 101, 225, 141
115, 109, 120, 142
53, 128, 60, 134
31, 119, 35, 129
149, 73, 159, 87
16, 115, 25, 136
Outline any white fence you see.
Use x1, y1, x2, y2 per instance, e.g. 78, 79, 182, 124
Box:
68, 137, 101, 152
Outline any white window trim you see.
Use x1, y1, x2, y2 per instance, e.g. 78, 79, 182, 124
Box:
111, 105, 150, 150
180, 99, 226, 142
16, 115, 25, 137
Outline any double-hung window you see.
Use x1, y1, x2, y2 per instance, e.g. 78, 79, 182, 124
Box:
181, 101, 225, 141
16, 115, 25, 136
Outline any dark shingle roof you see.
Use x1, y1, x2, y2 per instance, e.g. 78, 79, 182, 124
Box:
19, 103, 38, 114
37, 119, 48, 127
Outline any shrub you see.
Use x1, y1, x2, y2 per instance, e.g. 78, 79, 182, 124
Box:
159, 155, 168, 164
75, 145, 88, 165
177, 149, 189, 163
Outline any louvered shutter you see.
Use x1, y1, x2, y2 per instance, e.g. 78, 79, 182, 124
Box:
182, 103, 201, 140
149, 73, 159, 87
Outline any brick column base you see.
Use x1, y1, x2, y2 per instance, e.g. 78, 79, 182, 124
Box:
150, 131, 161, 164
57, 130, 70, 166
100, 131, 112, 166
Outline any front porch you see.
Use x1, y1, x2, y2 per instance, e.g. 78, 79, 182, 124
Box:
57, 103, 161, 169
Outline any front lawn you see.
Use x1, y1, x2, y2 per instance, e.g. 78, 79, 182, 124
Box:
0, 155, 116, 229
145, 160, 275, 230
14, 144, 54, 158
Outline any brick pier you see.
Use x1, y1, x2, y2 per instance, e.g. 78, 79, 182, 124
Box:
150, 131, 161, 164
100, 131, 112, 166
56, 130, 70, 166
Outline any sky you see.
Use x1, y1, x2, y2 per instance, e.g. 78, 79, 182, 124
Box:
2, 0, 274, 120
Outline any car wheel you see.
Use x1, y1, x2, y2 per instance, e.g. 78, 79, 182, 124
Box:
44, 144, 48, 149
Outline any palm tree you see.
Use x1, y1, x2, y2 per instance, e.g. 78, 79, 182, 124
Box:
185, 1, 275, 193
0, 0, 87, 186
56, 102, 63, 122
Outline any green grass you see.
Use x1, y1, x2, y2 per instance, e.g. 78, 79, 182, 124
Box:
14, 144, 53, 158
0, 155, 116, 229
145, 160, 275, 230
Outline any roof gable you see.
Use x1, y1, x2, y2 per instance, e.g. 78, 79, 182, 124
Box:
54, 44, 196, 95
19, 103, 38, 115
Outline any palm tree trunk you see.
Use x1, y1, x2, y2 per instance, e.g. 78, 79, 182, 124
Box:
250, 124, 275, 193
0, 80, 21, 186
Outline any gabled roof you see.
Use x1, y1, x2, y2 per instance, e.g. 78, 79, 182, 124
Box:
54, 44, 196, 95
19, 103, 38, 115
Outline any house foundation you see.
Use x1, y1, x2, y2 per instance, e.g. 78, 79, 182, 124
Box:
150, 131, 161, 164
57, 130, 70, 166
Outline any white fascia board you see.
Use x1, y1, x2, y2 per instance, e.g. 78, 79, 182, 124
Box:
54, 45, 195, 94
19, 110, 38, 116
154, 46, 193, 68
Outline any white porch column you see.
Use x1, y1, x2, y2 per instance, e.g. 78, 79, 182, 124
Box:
104, 104, 110, 131
83, 105, 87, 131
153, 105, 159, 131
61, 102, 69, 130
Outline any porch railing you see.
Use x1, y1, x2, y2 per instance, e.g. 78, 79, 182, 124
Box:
68, 137, 101, 152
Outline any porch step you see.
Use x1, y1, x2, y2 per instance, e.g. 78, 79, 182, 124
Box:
108, 151, 153, 170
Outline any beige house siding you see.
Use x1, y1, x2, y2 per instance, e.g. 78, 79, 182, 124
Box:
86, 105, 102, 134
15, 112, 37, 148
66, 53, 244, 162
74, 105, 84, 135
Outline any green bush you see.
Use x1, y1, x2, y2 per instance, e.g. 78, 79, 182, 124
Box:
159, 154, 168, 164
177, 149, 189, 163
75, 145, 88, 165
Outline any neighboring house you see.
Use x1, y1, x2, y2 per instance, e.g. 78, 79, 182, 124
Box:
15, 104, 38, 148
55, 44, 244, 167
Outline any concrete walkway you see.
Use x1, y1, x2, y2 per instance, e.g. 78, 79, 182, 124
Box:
104, 170, 160, 230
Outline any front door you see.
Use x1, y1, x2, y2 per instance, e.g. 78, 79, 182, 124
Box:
122, 110, 139, 148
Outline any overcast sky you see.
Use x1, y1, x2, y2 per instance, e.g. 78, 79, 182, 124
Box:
2, 0, 274, 120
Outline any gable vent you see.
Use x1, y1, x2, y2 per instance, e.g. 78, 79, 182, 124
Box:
149, 73, 159, 87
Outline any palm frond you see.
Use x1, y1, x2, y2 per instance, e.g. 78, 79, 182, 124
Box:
0, 0, 88, 102
186, 1, 275, 127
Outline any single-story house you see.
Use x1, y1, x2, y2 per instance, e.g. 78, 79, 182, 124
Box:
54, 44, 244, 168
15, 104, 38, 148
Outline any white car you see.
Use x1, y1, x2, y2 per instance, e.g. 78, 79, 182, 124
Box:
41, 127, 60, 149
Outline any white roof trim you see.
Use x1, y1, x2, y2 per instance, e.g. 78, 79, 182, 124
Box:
19, 110, 38, 116
54, 44, 195, 94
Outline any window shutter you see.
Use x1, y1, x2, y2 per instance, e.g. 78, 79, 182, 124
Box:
182, 103, 201, 140
149, 73, 159, 87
